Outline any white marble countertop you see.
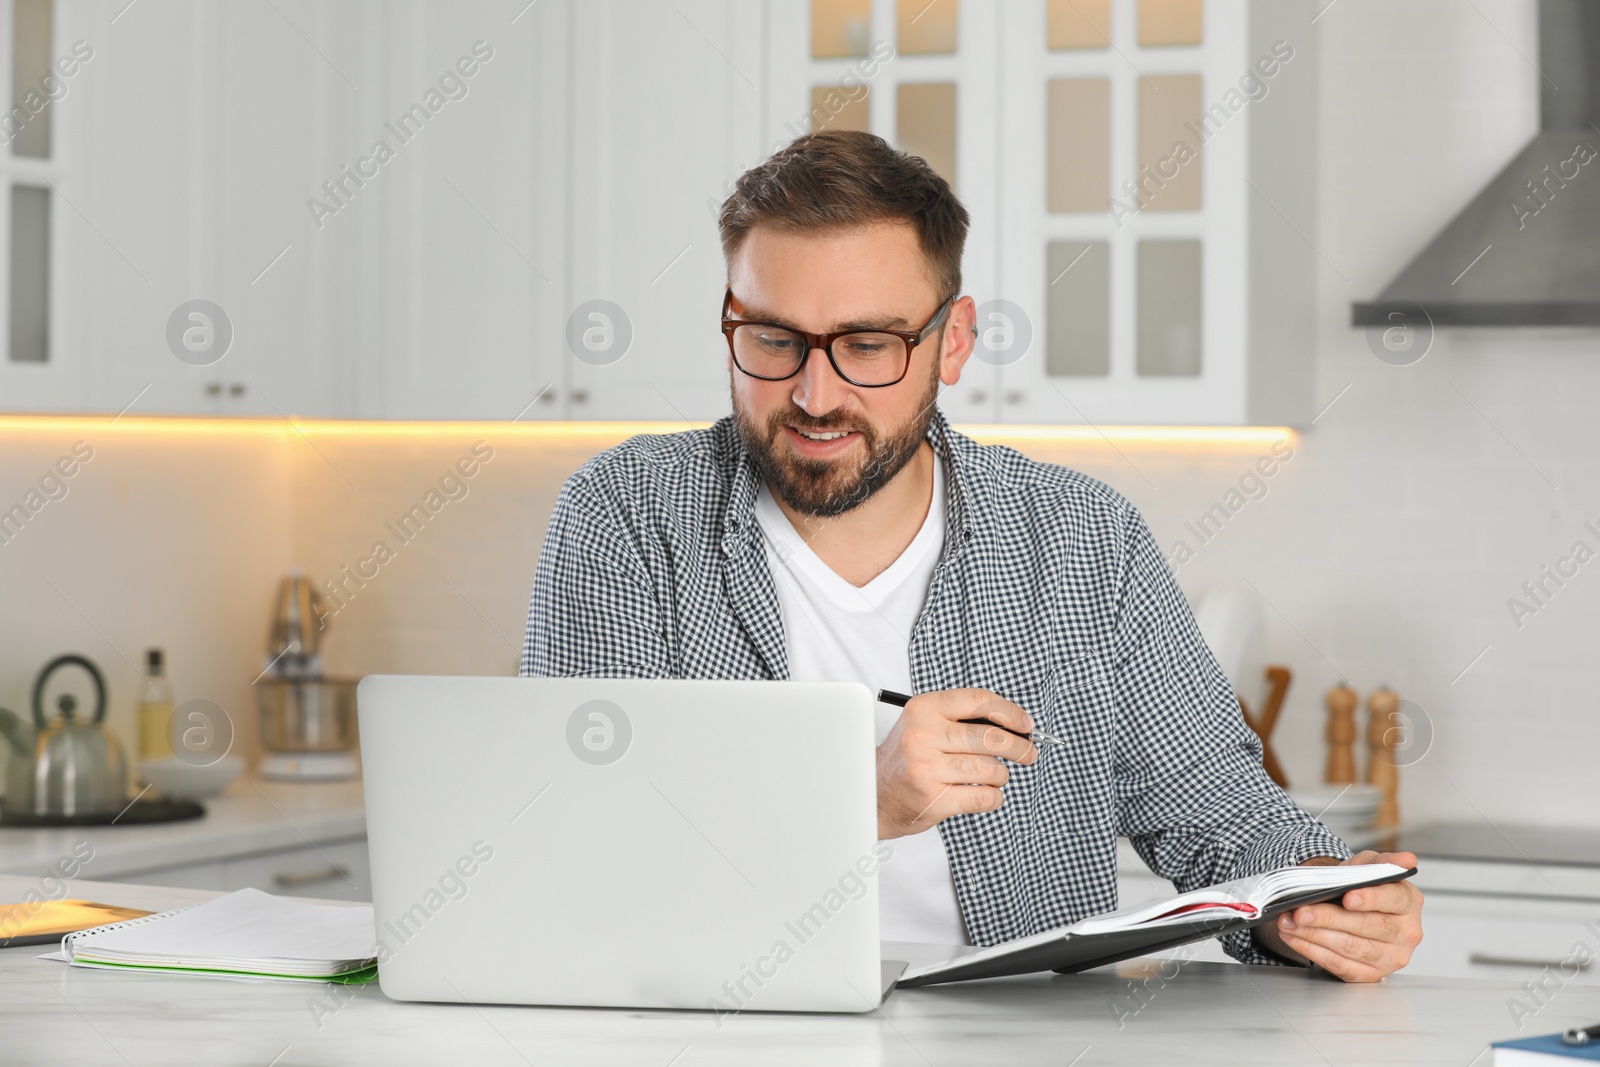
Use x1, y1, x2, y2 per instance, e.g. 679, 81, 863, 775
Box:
0, 778, 366, 880
3, 877, 1597, 1067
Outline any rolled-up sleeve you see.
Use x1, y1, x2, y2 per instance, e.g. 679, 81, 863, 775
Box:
519, 472, 673, 679
1108, 508, 1352, 965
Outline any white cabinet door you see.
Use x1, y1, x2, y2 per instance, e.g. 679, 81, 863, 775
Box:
70, 0, 220, 416
117, 837, 371, 902
355, 2, 563, 421
53, 1, 369, 418
1407, 893, 1600, 987
560, 0, 760, 424
993, 0, 1249, 426
221, 836, 371, 902
202, 0, 370, 420
121, 858, 228, 892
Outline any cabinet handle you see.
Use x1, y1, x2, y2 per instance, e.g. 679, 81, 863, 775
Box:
228, 382, 245, 397
274, 864, 348, 888
969, 389, 988, 404
539, 390, 557, 403
1004, 390, 1025, 405
1469, 952, 1592, 971
570, 389, 589, 404
204, 383, 222, 397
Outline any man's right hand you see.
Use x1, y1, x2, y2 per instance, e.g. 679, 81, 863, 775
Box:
875, 688, 1038, 839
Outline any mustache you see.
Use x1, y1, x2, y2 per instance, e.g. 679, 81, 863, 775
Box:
767, 408, 871, 436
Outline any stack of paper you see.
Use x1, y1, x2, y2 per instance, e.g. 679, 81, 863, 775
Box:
60, 888, 378, 984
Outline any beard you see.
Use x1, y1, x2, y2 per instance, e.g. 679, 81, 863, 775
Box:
733, 365, 940, 519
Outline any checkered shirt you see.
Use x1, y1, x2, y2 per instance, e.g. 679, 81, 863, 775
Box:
520, 408, 1352, 965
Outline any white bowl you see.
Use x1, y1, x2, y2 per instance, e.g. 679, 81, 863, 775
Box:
1290, 784, 1382, 834
137, 756, 244, 800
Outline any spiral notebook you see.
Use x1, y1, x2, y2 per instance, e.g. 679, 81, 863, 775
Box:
53, 888, 378, 984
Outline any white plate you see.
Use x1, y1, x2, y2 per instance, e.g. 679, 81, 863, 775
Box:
136, 756, 243, 799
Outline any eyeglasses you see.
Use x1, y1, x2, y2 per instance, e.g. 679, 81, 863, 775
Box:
720, 289, 956, 388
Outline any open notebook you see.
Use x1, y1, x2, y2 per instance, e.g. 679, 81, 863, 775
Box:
54, 888, 379, 984
898, 862, 1416, 987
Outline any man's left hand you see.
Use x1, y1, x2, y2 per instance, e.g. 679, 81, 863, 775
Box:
1251, 850, 1424, 982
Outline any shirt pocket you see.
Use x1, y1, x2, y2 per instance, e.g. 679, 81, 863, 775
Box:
1016, 654, 1116, 836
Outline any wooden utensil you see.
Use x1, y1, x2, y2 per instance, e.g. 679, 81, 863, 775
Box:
1240, 666, 1292, 789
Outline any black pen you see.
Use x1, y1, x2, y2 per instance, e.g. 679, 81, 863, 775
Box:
875, 689, 1067, 747
1565, 1022, 1600, 1045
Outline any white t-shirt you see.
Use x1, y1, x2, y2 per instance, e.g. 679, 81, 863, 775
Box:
751, 458, 970, 946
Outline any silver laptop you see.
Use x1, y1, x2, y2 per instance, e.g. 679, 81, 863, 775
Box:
357, 676, 902, 1013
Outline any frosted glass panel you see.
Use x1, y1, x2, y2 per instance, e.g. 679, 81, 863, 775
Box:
1137, 74, 1202, 212
897, 82, 956, 189
1046, 241, 1109, 376
810, 85, 871, 133
1137, 239, 1202, 377
11, 0, 53, 158
898, 0, 957, 55
812, 0, 872, 58
1046, 78, 1109, 213
10, 185, 49, 363
1047, 0, 1110, 49
1138, 0, 1203, 46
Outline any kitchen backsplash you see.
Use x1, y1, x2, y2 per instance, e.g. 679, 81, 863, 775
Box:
0, 430, 292, 775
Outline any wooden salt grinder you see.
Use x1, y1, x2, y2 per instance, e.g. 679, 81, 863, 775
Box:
1366, 686, 1401, 829
1324, 681, 1358, 785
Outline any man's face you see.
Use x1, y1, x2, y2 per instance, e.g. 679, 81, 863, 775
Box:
727, 221, 973, 517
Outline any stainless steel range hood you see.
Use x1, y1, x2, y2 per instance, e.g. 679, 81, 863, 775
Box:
1352, 0, 1600, 327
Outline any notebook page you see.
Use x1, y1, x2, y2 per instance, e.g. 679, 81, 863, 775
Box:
1065, 862, 1410, 936
71, 889, 376, 964
1249, 862, 1405, 906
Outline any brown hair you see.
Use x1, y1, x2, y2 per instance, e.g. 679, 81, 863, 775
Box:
717, 130, 969, 299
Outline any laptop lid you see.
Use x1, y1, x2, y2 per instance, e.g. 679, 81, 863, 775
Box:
358, 676, 886, 1013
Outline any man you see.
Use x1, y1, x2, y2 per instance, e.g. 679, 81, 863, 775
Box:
522, 130, 1422, 981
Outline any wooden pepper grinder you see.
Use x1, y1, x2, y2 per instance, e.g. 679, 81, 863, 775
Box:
1323, 680, 1358, 785
1366, 685, 1401, 829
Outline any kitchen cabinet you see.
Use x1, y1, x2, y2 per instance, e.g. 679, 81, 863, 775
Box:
3, 0, 748, 422
2, 1, 365, 419
346, 0, 755, 421
554, 0, 758, 424
770, 0, 1319, 426
993, 0, 1318, 425
1403, 857, 1600, 987
121, 835, 372, 903
355, 0, 758, 423
1408, 892, 1600, 988
0, 778, 369, 898
2, 0, 1317, 425
0, 0, 92, 413
354, 2, 565, 421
